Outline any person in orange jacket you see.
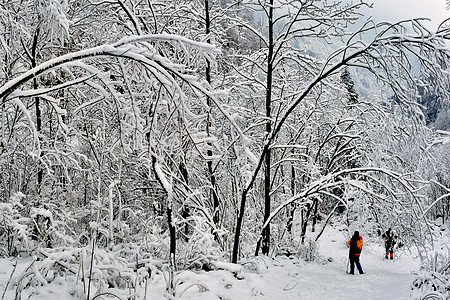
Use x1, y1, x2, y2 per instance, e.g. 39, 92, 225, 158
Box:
347, 231, 364, 275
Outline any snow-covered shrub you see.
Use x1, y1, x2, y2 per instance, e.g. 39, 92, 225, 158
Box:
140, 222, 170, 258
174, 270, 210, 297
176, 215, 223, 270
177, 215, 220, 269
13, 249, 82, 299
411, 271, 449, 299
277, 242, 300, 258
0, 192, 31, 256
30, 201, 76, 248
12, 244, 165, 299
298, 238, 319, 262
412, 238, 450, 300
0, 193, 77, 256
421, 238, 449, 274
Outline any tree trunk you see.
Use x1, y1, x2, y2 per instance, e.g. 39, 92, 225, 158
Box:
233, 142, 269, 262
261, 0, 274, 257
312, 199, 318, 232
152, 156, 176, 276
287, 165, 296, 234
31, 28, 43, 194
204, 0, 220, 228
179, 160, 190, 242
232, 190, 247, 263
301, 203, 312, 245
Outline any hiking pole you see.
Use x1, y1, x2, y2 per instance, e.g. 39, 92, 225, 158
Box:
346, 257, 350, 273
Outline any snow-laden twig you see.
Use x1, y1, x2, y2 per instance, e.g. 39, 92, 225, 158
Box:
1, 260, 17, 300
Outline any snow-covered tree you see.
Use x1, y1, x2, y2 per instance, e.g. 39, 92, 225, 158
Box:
228, 3, 450, 262
0, 1, 449, 298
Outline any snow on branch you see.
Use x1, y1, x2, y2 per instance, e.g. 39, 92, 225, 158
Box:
0, 34, 218, 103
257, 166, 436, 241
267, 18, 450, 153
0, 33, 245, 144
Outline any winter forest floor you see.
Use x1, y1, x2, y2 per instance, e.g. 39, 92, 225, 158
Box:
0, 225, 431, 299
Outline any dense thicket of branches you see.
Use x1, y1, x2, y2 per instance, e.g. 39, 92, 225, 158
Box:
0, 0, 449, 297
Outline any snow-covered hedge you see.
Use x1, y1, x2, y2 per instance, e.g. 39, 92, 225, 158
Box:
411, 271, 449, 300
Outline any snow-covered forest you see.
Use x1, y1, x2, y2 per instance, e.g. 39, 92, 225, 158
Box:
0, 0, 449, 299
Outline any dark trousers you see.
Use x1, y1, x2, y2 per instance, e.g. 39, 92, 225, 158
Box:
349, 255, 363, 274
385, 242, 394, 259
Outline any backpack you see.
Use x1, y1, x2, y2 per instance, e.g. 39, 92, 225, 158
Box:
350, 236, 361, 255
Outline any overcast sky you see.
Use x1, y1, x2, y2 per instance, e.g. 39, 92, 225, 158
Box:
361, 0, 449, 30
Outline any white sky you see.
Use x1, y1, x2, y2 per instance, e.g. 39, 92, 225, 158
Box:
361, 0, 449, 30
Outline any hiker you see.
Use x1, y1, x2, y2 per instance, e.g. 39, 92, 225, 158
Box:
347, 231, 364, 275
382, 228, 397, 260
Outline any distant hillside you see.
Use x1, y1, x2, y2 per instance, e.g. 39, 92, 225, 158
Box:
418, 83, 450, 130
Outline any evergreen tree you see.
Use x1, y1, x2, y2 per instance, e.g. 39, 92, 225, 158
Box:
341, 68, 359, 104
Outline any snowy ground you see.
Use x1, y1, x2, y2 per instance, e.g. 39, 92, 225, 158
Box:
173, 226, 421, 300
0, 226, 424, 299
